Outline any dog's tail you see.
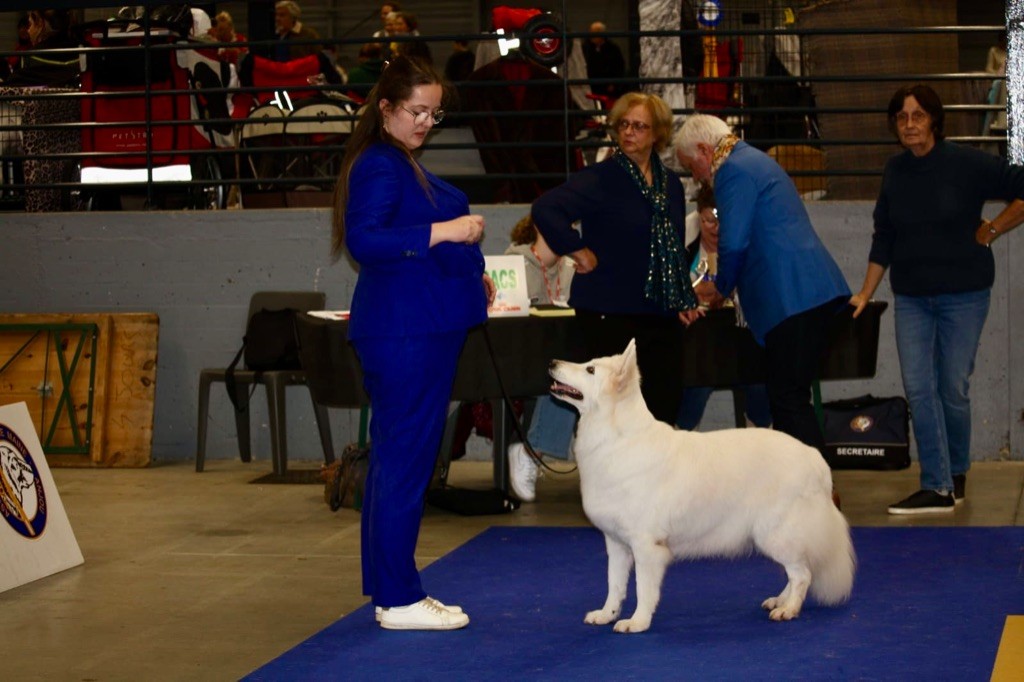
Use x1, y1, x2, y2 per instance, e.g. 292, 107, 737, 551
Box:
809, 506, 856, 605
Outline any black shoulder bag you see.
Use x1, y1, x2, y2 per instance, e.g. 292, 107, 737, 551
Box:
224, 308, 302, 413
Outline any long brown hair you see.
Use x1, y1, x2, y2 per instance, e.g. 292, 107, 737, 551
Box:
330, 55, 445, 261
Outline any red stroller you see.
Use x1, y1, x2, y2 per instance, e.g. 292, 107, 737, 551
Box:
78, 19, 222, 208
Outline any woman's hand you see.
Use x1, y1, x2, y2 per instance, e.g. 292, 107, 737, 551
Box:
678, 308, 705, 326
975, 220, 999, 247
848, 293, 869, 319
482, 273, 496, 305
570, 247, 598, 274
431, 214, 485, 246
851, 263, 886, 319
694, 280, 725, 308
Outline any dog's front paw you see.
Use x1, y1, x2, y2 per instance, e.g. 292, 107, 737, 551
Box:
584, 608, 618, 625
612, 617, 651, 633
761, 597, 779, 611
767, 605, 800, 621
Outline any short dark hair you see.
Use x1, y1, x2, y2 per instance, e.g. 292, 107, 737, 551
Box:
695, 183, 716, 212
359, 42, 382, 59
887, 84, 945, 141
509, 214, 537, 245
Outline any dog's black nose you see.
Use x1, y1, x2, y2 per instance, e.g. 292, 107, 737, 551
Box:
548, 360, 558, 369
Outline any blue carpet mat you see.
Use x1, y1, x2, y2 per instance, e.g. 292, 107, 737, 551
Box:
246, 527, 1024, 681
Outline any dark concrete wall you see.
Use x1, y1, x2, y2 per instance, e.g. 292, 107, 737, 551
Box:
2, 203, 1020, 465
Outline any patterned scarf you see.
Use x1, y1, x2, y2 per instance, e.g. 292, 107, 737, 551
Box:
708, 134, 740, 186
615, 152, 698, 312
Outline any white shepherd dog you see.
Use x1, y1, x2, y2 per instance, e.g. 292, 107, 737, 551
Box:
549, 340, 856, 633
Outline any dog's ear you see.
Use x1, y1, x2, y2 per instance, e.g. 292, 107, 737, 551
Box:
620, 338, 638, 370
614, 339, 639, 392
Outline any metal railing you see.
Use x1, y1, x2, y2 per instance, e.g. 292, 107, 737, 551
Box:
0, 16, 1008, 210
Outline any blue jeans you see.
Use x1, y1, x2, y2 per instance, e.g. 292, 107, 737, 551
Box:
676, 384, 773, 430
526, 395, 577, 460
894, 289, 990, 492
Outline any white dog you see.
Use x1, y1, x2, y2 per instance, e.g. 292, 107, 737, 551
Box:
1, 444, 35, 506
549, 340, 856, 633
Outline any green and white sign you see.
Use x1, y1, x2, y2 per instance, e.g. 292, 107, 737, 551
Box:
485, 254, 531, 317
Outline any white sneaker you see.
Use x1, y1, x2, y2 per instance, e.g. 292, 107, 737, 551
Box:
375, 597, 462, 622
379, 597, 470, 630
508, 442, 539, 502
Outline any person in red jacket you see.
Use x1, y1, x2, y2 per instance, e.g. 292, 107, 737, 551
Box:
210, 11, 247, 65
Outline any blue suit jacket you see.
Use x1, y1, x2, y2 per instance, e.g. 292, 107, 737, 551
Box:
345, 143, 487, 340
714, 142, 850, 344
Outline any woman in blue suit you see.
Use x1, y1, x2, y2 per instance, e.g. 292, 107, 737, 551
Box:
674, 114, 850, 454
330, 56, 494, 631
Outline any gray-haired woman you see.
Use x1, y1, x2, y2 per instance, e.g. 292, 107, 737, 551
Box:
850, 84, 1024, 514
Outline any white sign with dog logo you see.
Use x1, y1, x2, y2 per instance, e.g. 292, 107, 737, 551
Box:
0, 401, 84, 593
485, 254, 531, 317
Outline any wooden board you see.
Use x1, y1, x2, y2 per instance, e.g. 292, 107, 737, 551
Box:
767, 144, 827, 197
0, 313, 158, 467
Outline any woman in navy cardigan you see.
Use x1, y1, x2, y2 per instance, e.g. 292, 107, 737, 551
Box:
330, 56, 494, 631
532, 92, 699, 423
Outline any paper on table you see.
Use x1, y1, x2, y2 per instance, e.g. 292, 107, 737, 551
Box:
308, 310, 351, 320
530, 304, 575, 317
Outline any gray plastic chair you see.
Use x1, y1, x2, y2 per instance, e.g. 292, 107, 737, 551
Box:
195, 291, 334, 475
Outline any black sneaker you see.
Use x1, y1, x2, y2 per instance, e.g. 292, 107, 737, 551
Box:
952, 474, 966, 504
887, 489, 955, 515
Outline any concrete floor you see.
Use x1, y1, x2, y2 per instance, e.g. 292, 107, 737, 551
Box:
2, 458, 1023, 681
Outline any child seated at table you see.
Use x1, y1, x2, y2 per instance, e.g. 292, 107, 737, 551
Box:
677, 185, 772, 430
498, 215, 578, 499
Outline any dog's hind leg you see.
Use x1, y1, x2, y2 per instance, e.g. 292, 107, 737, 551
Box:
757, 498, 832, 620
585, 535, 633, 626
613, 540, 671, 634
760, 560, 811, 621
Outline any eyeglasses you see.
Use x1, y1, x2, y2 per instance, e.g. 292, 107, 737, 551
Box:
615, 119, 652, 133
895, 110, 928, 126
399, 105, 445, 125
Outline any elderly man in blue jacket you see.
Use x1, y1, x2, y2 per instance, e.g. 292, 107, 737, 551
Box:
674, 114, 851, 455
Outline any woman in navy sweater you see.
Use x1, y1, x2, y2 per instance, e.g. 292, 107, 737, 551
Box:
532, 92, 699, 423
850, 84, 1024, 514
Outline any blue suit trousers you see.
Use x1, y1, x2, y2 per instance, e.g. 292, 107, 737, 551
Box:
352, 329, 466, 607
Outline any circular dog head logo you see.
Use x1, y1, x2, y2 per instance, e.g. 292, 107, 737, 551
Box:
0, 423, 47, 539
849, 415, 874, 433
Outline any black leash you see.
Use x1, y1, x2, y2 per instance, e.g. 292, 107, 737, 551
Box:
481, 322, 577, 475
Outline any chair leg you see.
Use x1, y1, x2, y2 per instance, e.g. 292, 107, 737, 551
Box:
266, 376, 288, 476
231, 383, 253, 463
309, 389, 335, 465
730, 388, 747, 428
492, 398, 511, 493
196, 373, 213, 472
432, 403, 460, 489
